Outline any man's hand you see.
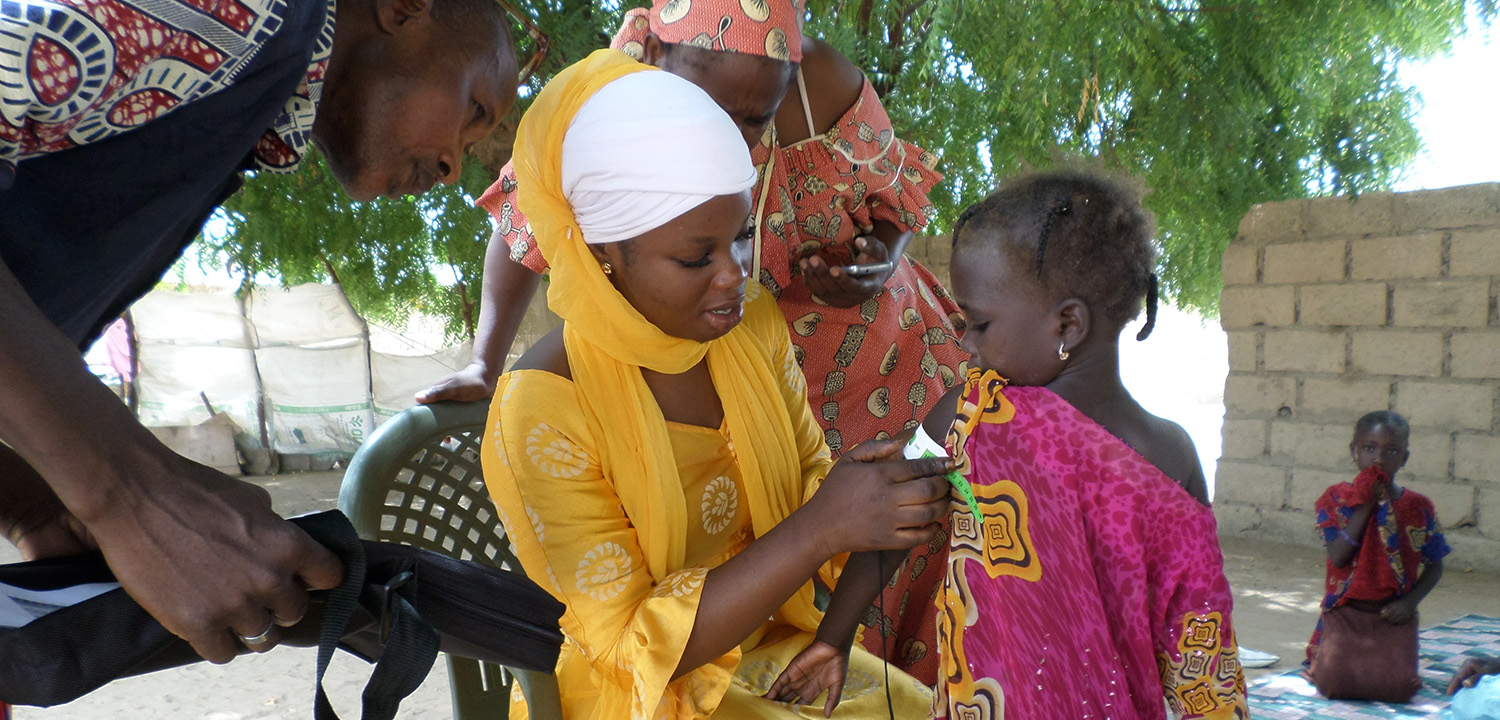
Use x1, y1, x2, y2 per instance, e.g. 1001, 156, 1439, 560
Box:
0, 257, 345, 664
765, 639, 850, 717
10, 506, 94, 560
1449, 657, 1500, 695
0, 446, 96, 559
83, 457, 344, 662
415, 362, 495, 404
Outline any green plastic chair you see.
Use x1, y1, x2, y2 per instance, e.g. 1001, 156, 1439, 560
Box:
338, 400, 563, 720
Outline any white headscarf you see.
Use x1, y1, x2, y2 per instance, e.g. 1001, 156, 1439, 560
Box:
560, 71, 757, 245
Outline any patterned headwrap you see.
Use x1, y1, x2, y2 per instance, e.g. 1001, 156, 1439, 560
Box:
610, 0, 804, 62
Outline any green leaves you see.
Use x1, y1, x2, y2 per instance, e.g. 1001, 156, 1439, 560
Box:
807, 0, 1480, 312
194, 0, 1484, 330
204, 150, 493, 342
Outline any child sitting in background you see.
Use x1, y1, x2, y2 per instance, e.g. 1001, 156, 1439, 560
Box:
766, 170, 1246, 719
1305, 410, 1448, 703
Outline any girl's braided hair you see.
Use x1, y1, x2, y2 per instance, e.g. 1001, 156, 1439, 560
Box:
953, 169, 1160, 340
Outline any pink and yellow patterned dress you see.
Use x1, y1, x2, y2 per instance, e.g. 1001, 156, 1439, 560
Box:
935, 372, 1248, 719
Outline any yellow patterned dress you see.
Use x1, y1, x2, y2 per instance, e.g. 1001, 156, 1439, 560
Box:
474, 79, 964, 686
482, 300, 932, 720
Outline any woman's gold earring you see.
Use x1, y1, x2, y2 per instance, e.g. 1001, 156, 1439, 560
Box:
1058, 342, 1070, 361
602, 262, 613, 275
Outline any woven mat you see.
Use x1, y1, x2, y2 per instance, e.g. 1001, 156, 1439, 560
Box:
1248, 614, 1500, 719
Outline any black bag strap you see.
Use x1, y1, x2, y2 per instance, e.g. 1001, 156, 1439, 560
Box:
359, 586, 439, 720
292, 511, 439, 720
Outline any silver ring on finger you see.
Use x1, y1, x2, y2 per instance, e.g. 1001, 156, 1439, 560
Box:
238, 622, 276, 647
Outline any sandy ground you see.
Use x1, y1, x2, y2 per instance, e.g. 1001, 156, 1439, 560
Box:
7, 469, 1499, 719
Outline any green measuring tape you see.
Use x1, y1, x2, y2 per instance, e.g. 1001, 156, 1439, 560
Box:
903, 429, 982, 525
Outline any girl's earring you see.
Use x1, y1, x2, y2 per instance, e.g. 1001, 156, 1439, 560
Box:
1058, 342, 1070, 361
602, 262, 613, 275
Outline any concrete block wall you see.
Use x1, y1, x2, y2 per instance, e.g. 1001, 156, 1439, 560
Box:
1217, 183, 1500, 571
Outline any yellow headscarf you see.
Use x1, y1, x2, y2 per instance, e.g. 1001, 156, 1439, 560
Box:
513, 45, 828, 632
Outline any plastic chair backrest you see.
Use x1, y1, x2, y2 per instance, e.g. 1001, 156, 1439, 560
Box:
338, 400, 562, 720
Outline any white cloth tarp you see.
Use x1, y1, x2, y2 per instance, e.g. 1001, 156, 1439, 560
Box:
371, 341, 472, 424
130, 291, 261, 447
257, 343, 373, 455
132, 291, 252, 347
246, 284, 367, 346
247, 285, 372, 456
126, 283, 547, 458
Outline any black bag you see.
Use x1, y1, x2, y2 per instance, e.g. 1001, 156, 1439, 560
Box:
0, 510, 564, 718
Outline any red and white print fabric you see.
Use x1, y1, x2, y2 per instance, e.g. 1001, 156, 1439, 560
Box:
0, 0, 333, 172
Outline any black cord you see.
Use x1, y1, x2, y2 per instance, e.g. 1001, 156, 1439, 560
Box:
877, 553, 894, 720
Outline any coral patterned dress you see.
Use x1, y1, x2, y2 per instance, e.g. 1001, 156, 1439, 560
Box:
748, 73, 967, 453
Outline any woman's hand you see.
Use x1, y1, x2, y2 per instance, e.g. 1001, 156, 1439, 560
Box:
415, 362, 495, 404
1380, 596, 1418, 625
805, 439, 950, 558
800, 237, 894, 308
765, 639, 850, 717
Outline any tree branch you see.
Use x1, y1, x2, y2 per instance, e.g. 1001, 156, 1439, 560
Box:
319, 255, 342, 287
880, 0, 930, 94
856, 0, 876, 41
457, 281, 475, 339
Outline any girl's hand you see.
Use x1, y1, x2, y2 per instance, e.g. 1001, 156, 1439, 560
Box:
800, 237, 893, 308
1381, 596, 1417, 625
1350, 466, 1387, 505
804, 439, 951, 557
765, 639, 851, 717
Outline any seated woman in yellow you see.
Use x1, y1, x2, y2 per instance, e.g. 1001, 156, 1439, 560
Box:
481, 50, 949, 720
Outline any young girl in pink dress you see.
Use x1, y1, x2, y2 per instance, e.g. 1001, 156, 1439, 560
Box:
767, 170, 1247, 719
